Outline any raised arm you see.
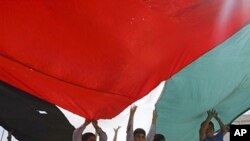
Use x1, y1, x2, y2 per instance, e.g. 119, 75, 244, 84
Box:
126, 105, 137, 141
72, 120, 90, 141
92, 120, 108, 141
199, 109, 216, 141
7, 130, 13, 141
146, 110, 157, 141
113, 126, 121, 141
214, 112, 228, 135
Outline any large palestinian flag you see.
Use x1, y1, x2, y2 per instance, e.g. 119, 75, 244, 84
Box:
1, 1, 250, 141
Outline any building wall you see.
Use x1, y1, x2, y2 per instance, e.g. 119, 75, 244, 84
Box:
224, 114, 250, 141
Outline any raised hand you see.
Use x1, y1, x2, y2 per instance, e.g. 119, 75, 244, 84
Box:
83, 119, 91, 126
130, 105, 137, 115
92, 120, 99, 129
207, 109, 217, 118
114, 126, 121, 132
113, 126, 121, 141
152, 110, 158, 124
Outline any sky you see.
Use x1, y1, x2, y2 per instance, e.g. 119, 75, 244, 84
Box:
0, 82, 165, 141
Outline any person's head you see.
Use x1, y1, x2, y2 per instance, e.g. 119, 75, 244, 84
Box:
134, 128, 146, 141
82, 132, 96, 141
204, 121, 215, 138
153, 134, 165, 141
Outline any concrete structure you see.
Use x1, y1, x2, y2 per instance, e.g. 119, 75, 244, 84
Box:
224, 114, 250, 141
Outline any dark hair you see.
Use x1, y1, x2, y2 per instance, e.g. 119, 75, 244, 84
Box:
153, 134, 165, 141
82, 132, 95, 141
201, 121, 214, 130
134, 128, 146, 137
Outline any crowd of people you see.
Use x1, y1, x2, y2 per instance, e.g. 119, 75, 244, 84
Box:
4, 107, 228, 141
3, 107, 229, 141
72, 106, 228, 141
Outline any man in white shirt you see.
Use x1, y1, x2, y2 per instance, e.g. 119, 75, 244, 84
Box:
126, 105, 157, 141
